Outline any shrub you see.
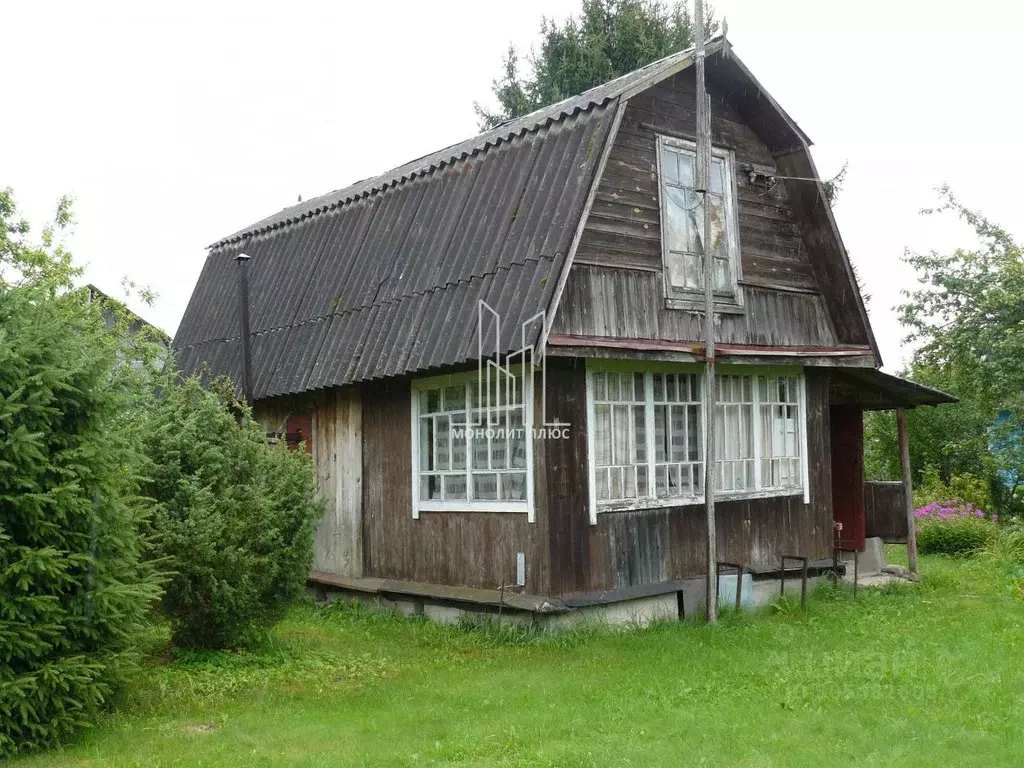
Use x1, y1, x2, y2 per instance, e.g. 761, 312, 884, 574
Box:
981, 523, 1024, 592
913, 465, 991, 513
0, 191, 162, 757
142, 376, 324, 649
915, 499, 997, 556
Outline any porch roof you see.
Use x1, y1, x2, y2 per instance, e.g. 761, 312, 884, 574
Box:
830, 368, 958, 410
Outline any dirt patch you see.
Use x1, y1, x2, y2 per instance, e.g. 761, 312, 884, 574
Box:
183, 723, 217, 734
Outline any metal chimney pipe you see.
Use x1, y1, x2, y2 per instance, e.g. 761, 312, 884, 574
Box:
234, 253, 254, 404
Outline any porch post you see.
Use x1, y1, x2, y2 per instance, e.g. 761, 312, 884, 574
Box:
897, 408, 918, 573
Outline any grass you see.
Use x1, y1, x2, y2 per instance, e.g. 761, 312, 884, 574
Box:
16, 553, 1024, 767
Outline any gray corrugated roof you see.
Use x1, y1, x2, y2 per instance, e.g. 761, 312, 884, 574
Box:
175, 98, 617, 399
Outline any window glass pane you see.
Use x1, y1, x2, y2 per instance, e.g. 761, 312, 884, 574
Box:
501, 472, 527, 501
421, 388, 440, 414
595, 403, 612, 466
666, 251, 702, 291
509, 408, 526, 469
473, 473, 498, 501
664, 187, 700, 254
662, 147, 681, 185
444, 474, 467, 501
710, 157, 725, 195
419, 417, 434, 471
443, 385, 465, 411
677, 151, 695, 188
633, 405, 646, 463
421, 474, 441, 501
435, 415, 450, 470
452, 422, 467, 470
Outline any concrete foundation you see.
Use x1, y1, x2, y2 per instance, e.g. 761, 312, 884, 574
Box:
542, 593, 679, 630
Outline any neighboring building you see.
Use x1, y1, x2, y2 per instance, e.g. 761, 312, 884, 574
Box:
174, 40, 952, 622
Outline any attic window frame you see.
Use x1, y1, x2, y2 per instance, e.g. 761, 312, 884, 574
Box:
655, 135, 744, 314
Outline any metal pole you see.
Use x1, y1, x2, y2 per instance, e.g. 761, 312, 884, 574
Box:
897, 408, 918, 574
695, 0, 718, 623
235, 253, 254, 404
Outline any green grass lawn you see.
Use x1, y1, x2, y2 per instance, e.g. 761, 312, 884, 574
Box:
16, 553, 1024, 767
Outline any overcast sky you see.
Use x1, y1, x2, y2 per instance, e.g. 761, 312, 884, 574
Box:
6, 0, 1022, 371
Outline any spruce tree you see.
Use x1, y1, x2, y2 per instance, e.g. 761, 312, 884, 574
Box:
0, 189, 161, 756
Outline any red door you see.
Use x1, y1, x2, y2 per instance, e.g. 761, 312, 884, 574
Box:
830, 406, 865, 551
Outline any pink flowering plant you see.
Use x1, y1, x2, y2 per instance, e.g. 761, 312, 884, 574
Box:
915, 499, 998, 556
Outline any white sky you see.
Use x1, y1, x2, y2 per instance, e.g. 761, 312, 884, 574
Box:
6, 0, 1022, 371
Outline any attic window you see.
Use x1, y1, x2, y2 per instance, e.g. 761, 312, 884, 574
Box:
657, 136, 742, 310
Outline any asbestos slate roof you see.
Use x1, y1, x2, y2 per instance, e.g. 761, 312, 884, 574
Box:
173, 42, 726, 399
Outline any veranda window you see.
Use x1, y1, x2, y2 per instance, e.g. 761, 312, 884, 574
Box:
411, 370, 533, 519
586, 365, 807, 523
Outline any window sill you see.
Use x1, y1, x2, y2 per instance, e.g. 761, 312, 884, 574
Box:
416, 501, 530, 514
665, 296, 746, 315
595, 488, 805, 517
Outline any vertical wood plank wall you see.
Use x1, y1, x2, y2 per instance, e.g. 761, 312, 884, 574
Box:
254, 389, 364, 577
551, 68, 839, 348
311, 388, 363, 576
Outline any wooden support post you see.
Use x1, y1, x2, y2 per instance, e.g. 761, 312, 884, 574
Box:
695, 0, 717, 623
897, 408, 918, 574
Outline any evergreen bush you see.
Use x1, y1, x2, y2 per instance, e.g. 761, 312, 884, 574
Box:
142, 376, 324, 649
0, 190, 162, 757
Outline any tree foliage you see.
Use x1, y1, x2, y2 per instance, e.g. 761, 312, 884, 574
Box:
867, 187, 1024, 514
142, 376, 324, 649
475, 0, 710, 129
0, 189, 162, 757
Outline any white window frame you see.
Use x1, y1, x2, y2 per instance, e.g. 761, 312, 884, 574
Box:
655, 135, 743, 311
410, 368, 535, 521
586, 361, 809, 524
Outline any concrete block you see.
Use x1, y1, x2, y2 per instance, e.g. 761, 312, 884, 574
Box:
841, 536, 885, 578
717, 573, 756, 612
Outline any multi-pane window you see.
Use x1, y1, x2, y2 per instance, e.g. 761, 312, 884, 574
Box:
715, 375, 755, 493
658, 137, 738, 301
413, 371, 531, 517
759, 376, 801, 489
588, 366, 805, 522
592, 371, 648, 502
653, 373, 702, 498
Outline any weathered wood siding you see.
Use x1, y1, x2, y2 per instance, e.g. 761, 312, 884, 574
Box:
865, 480, 908, 542
361, 378, 551, 593
541, 366, 834, 595
554, 268, 836, 347
254, 389, 363, 577
312, 388, 363, 576
553, 68, 840, 348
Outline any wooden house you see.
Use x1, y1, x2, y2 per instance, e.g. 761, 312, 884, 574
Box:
174, 40, 952, 623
